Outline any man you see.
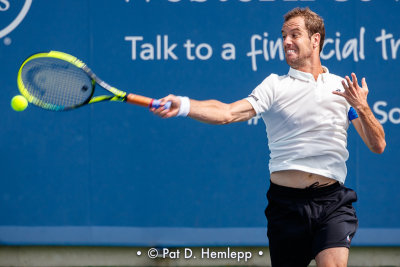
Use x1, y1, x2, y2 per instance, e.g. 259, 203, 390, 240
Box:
152, 7, 386, 267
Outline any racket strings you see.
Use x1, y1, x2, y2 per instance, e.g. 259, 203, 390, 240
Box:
20, 57, 93, 110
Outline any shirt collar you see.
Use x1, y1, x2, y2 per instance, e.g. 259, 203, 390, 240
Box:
288, 66, 330, 82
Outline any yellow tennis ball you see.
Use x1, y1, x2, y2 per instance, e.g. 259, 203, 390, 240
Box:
11, 95, 28, 112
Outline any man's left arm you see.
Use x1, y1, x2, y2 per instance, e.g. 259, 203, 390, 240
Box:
333, 73, 386, 154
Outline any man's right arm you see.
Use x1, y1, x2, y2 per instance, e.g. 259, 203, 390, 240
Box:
151, 95, 256, 125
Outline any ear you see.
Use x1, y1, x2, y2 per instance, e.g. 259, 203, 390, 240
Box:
312, 33, 321, 50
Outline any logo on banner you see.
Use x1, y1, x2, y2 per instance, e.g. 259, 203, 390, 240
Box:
0, 0, 32, 46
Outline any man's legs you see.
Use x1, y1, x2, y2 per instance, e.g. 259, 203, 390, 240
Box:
311, 185, 358, 267
266, 182, 314, 267
266, 181, 358, 267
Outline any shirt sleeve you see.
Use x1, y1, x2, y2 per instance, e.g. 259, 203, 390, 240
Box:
245, 74, 276, 115
348, 106, 359, 121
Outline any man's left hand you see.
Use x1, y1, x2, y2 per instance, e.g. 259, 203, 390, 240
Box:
333, 73, 369, 110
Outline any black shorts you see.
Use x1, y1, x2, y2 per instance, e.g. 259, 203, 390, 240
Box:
265, 181, 358, 267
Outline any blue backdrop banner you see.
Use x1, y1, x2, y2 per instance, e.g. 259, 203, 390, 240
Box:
1, 0, 399, 246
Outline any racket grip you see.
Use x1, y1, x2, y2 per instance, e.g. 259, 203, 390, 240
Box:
126, 93, 171, 109
151, 100, 171, 110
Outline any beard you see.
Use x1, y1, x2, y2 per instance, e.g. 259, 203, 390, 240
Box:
285, 51, 311, 69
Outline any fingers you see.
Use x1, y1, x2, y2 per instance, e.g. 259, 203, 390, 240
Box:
336, 73, 357, 99
151, 104, 173, 118
351, 73, 358, 88
335, 73, 369, 107
341, 79, 349, 90
343, 73, 369, 92
150, 94, 180, 118
332, 90, 344, 98
341, 73, 360, 95
152, 107, 171, 118
341, 76, 353, 97
345, 75, 354, 90
159, 94, 174, 107
361, 77, 367, 88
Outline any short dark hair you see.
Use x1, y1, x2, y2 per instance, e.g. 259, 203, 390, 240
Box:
284, 7, 325, 53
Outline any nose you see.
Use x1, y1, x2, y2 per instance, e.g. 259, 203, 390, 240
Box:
283, 36, 292, 47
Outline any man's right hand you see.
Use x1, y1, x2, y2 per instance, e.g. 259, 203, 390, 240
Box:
150, 94, 181, 118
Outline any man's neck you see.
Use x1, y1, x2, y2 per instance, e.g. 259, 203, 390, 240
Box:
295, 56, 324, 81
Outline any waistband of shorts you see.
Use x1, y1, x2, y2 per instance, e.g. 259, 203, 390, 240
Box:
268, 180, 342, 198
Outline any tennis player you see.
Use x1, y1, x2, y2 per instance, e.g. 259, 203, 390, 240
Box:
152, 7, 386, 267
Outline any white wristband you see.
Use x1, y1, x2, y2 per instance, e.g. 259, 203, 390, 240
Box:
177, 96, 190, 117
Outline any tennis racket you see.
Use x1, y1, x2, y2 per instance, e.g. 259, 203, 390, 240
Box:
17, 51, 171, 111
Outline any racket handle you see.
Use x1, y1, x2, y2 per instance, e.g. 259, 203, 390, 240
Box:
126, 94, 171, 109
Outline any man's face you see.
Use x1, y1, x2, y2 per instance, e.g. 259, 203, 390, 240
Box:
281, 16, 314, 69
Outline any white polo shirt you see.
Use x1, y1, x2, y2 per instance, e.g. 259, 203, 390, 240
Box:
246, 67, 353, 184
